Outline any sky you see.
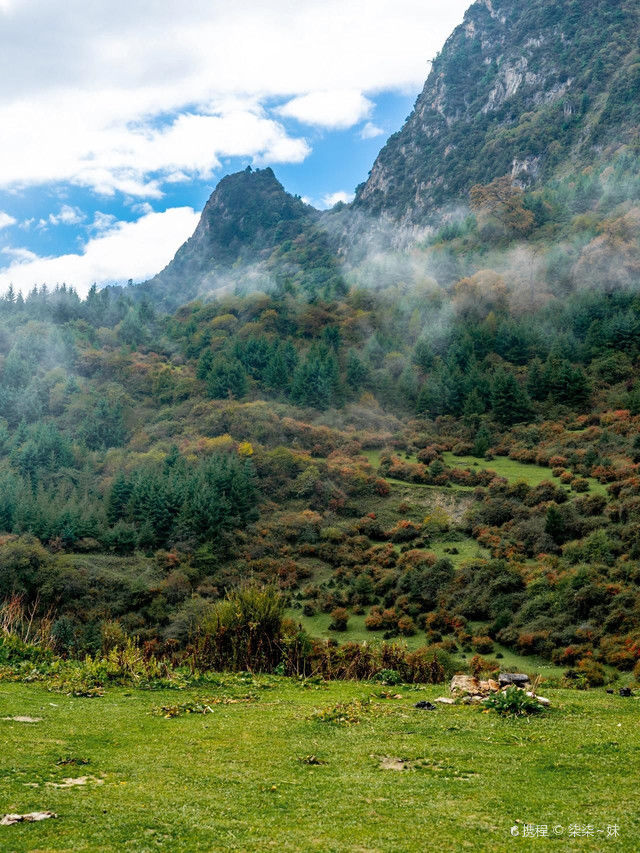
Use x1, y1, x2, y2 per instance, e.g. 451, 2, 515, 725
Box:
0, 0, 471, 296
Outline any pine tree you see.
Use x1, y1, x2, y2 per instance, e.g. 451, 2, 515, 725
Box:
265, 341, 296, 391
463, 389, 485, 427
472, 423, 492, 458
196, 349, 214, 380
527, 358, 547, 401
107, 472, 133, 525
545, 503, 565, 544
206, 356, 248, 399
346, 349, 369, 392
491, 370, 533, 425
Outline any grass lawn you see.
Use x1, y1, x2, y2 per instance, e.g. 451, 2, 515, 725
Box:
286, 609, 427, 650
1, 680, 638, 851
362, 449, 606, 496
286, 610, 569, 679
361, 450, 473, 492
442, 452, 608, 496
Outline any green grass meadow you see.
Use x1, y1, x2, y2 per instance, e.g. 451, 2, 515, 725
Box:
1, 680, 638, 852
362, 448, 606, 496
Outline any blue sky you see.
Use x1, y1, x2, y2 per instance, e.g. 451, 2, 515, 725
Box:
0, 0, 471, 296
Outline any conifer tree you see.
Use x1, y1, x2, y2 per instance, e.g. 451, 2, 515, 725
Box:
491, 369, 533, 425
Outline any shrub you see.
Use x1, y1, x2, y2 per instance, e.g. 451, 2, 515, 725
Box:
373, 668, 403, 686
397, 615, 416, 636
365, 608, 384, 631
576, 657, 606, 687
0, 538, 51, 600
572, 478, 590, 493
471, 635, 494, 654
191, 584, 284, 673
469, 654, 499, 677
329, 607, 349, 632
312, 697, 372, 725
485, 686, 545, 717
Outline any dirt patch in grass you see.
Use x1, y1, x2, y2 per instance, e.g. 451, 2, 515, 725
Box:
47, 776, 104, 789
2, 715, 42, 723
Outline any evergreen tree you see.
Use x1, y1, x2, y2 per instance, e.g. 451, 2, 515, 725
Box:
545, 503, 565, 544
526, 358, 547, 401
543, 358, 590, 408
491, 370, 533, 425
398, 364, 419, 408
463, 388, 485, 427
473, 423, 492, 458
196, 349, 214, 380
412, 339, 435, 372
345, 349, 369, 392
206, 356, 248, 399
81, 398, 127, 450
265, 341, 297, 392
291, 345, 342, 409
107, 472, 133, 525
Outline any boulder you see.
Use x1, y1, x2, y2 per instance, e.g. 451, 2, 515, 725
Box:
434, 697, 455, 705
414, 700, 437, 710
498, 672, 531, 688
450, 675, 481, 696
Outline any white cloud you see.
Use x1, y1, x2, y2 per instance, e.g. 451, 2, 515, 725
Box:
36, 204, 86, 229
0, 97, 310, 197
277, 90, 373, 129
0, 211, 16, 229
48, 204, 85, 226
321, 190, 355, 209
0, 1, 471, 196
2, 246, 37, 262
0, 207, 200, 296
360, 121, 385, 139
90, 212, 118, 232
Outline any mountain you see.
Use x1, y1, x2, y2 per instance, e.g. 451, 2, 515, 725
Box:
142, 167, 318, 308
139, 0, 639, 305
355, 0, 639, 221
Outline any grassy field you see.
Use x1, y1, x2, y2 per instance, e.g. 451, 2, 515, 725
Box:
286, 609, 568, 678
442, 453, 608, 496
1, 679, 638, 852
362, 449, 606, 496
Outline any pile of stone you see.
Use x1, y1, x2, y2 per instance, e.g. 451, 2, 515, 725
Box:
433, 672, 550, 706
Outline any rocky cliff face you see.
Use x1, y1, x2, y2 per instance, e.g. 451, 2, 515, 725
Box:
355, 0, 639, 221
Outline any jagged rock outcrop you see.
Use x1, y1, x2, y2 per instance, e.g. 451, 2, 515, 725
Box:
143, 167, 317, 308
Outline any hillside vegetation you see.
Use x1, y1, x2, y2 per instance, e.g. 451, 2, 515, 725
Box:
1, 148, 640, 684
1, 0, 640, 722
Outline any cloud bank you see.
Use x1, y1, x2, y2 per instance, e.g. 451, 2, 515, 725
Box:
0, 207, 200, 296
